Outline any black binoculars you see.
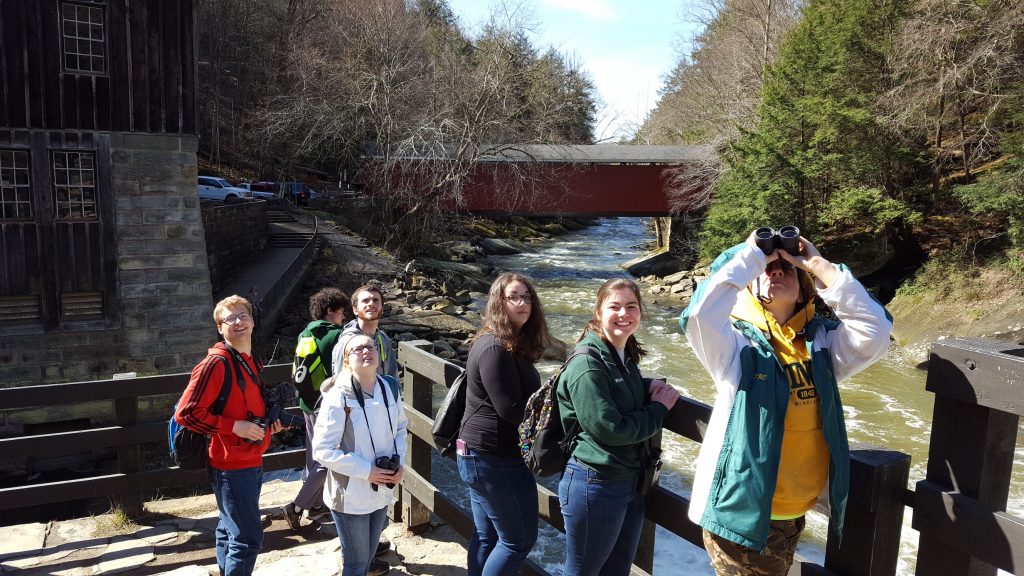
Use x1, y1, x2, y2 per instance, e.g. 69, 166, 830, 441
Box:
373, 454, 401, 491
754, 226, 801, 256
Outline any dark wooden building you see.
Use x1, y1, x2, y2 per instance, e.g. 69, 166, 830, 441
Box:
0, 0, 215, 386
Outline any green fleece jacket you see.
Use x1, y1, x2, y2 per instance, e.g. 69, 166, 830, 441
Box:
556, 331, 668, 480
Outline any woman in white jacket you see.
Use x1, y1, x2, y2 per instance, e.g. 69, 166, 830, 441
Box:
314, 334, 408, 576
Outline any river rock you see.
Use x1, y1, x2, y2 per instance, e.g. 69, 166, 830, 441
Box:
663, 270, 690, 284
479, 238, 525, 256
621, 248, 683, 277
542, 336, 570, 361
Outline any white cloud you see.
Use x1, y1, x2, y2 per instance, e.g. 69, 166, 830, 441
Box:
542, 0, 618, 22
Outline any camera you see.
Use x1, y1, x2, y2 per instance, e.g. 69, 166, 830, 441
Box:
373, 454, 401, 491
245, 404, 305, 443
754, 226, 801, 256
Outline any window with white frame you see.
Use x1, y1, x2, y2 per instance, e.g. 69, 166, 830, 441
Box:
52, 151, 97, 220
61, 2, 106, 74
0, 150, 32, 220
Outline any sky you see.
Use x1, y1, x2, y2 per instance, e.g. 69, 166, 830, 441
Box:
444, 0, 702, 141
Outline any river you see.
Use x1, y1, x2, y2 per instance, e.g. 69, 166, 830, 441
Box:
429, 217, 1024, 575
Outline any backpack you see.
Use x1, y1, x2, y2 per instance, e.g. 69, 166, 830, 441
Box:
292, 323, 335, 408
169, 356, 237, 470
519, 346, 600, 477
431, 370, 470, 457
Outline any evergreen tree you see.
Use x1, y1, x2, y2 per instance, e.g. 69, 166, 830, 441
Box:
701, 0, 923, 258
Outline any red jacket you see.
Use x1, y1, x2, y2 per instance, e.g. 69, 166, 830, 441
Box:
175, 343, 271, 470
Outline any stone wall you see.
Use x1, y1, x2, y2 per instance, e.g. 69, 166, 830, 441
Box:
0, 133, 216, 390
201, 201, 269, 293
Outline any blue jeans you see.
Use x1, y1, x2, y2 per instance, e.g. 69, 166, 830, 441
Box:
457, 448, 539, 576
558, 458, 645, 576
210, 466, 264, 576
331, 507, 389, 576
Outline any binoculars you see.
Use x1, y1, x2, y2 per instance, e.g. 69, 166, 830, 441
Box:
373, 454, 401, 490
754, 226, 801, 256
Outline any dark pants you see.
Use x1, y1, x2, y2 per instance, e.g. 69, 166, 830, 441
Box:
702, 516, 806, 576
457, 447, 539, 576
293, 410, 327, 510
558, 458, 646, 576
210, 466, 264, 576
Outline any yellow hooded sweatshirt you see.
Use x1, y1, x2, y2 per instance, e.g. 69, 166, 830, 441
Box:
731, 288, 829, 519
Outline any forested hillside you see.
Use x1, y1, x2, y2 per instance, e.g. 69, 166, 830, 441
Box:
641, 0, 1023, 297
195, 0, 598, 252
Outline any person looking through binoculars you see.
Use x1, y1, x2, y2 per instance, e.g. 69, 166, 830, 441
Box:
679, 228, 892, 576
313, 334, 408, 576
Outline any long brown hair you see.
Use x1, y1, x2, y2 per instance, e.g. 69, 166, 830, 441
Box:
577, 277, 647, 364
478, 272, 551, 362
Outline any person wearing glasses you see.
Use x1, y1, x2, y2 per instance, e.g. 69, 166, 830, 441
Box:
174, 295, 287, 576
331, 284, 398, 574
314, 334, 408, 576
457, 272, 552, 576
679, 231, 891, 575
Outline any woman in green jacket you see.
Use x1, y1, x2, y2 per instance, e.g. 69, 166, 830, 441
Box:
556, 278, 679, 576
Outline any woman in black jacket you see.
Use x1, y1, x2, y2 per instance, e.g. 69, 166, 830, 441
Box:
458, 272, 551, 576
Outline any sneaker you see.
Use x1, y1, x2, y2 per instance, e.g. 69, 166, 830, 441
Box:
375, 538, 391, 558
313, 520, 338, 538
282, 504, 302, 531
307, 506, 332, 523
367, 558, 390, 576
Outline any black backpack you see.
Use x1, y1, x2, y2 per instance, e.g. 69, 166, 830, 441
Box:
519, 346, 600, 477
169, 356, 238, 470
431, 370, 470, 457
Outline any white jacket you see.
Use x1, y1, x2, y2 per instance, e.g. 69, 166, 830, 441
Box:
313, 373, 408, 515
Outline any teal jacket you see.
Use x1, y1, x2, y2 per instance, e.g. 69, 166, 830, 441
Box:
680, 242, 892, 550
556, 331, 668, 481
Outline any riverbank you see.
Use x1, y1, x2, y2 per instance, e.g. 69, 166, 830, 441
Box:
268, 214, 596, 366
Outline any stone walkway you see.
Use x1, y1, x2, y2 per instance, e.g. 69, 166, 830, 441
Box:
0, 477, 468, 575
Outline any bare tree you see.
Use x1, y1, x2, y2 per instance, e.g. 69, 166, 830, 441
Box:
881, 0, 1024, 199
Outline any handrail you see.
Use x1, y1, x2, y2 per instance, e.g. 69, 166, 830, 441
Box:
252, 202, 319, 336
0, 364, 302, 513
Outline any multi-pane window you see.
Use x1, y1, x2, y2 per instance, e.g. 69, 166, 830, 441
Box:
61, 3, 106, 74
0, 150, 32, 220
53, 151, 97, 219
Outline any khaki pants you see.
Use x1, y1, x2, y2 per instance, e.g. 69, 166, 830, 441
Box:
703, 516, 805, 576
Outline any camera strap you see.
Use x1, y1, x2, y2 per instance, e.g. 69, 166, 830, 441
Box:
350, 375, 399, 457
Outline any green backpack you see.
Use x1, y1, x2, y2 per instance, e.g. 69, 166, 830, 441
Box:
292, 323, 335, 410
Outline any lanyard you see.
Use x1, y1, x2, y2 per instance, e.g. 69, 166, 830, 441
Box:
351, 375, 398, 457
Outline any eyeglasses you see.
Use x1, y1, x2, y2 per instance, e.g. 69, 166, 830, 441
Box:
504, 294, 533, 305
349, 344, 377, 355
765, 260, 795, 274
220, 313, 251, 325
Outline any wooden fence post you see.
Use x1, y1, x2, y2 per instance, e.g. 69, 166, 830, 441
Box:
400, 340, 434, 533
913, 339, 1022, 576
823, 448, 910, 576
113, 396, 143, 517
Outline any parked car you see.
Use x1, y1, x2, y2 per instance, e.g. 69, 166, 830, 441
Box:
197, 176, 248, 202
273, 181, 314, 206
238, 181, 277, 201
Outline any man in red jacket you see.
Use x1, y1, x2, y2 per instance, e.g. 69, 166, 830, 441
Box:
175, 295, 285, 576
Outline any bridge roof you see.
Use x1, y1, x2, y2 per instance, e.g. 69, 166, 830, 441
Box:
364, 143, 714, 164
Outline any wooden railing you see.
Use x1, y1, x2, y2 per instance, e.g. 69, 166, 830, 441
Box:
0, 364, 303, 515
393, 340, 914, 576
1, 338, 1020, 575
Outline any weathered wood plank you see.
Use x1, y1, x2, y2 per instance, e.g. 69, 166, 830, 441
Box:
77, 74, 95, 130
146, 0, 162, 132
398, 340, 463, 389
0, 423, 166, 459
0, 364, 293, 408
3, 0, 27, 127
914, 480, 1024, 574
108, 0, 130, 132
25, 0, 44, 128
927, 339, 1024, 417
40, 0, 62, 129
60, 72, 77, 128
128, 0, 147, 132
161, 0, 180, 133
179, 0, 195, 134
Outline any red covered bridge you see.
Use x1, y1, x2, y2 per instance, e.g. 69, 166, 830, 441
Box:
370, 144, 715, 216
